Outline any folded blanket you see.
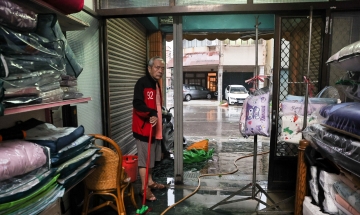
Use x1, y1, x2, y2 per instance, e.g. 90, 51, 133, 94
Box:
334, 181, 360, 213
335, 194, 360, 215
25, 123, 84, 153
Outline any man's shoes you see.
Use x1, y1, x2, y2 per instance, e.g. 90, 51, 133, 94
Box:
148, 182, 166, 190
140, 188, 156, 202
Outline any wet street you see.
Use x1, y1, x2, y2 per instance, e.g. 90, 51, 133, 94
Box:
94, 94, 294, 215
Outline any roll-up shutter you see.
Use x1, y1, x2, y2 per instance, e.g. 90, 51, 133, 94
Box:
106, 18, 147, 154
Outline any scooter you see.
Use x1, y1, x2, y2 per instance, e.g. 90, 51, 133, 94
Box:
161, 106, 187, 158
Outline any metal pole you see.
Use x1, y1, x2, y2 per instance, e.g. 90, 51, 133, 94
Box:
173, 16, 184, 184
303, 6, 313, 130
218, 41, 223, 104
252, 16, 260, 199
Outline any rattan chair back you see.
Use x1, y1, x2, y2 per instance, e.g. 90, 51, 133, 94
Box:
84, 135, 123, 191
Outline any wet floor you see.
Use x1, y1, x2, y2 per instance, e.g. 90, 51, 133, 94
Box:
91, 98, 294, 215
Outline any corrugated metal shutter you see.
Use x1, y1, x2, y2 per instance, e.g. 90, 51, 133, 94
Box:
67, 11, 102, 135
106, 18, 147, 154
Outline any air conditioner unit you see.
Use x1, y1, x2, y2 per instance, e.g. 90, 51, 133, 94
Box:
265, 65, 273, 76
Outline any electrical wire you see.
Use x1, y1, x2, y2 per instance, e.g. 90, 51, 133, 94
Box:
160, 150, 270, 215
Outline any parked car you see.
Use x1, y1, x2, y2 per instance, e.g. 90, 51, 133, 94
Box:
183, 84, 212, 101
224, 85, 249, 105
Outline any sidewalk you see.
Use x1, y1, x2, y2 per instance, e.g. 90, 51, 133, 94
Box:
183, 99, 221, 106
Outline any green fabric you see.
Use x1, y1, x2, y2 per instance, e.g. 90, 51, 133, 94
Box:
0, 174, 60, 211
335, 79, 358, 85
2, 184, 59, 215
0, 168, 56, 204
183, 148, 214, 164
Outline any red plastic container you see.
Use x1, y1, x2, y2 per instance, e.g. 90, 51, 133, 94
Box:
122, 155, 138, 183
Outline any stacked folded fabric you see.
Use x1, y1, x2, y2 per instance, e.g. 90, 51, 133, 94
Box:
0, 5, 84, 109
60, 75, 84, 100
0, 118, 101, 214
334, 181, 360, 215
0, 139, 63, 215
0, 25, 66, 107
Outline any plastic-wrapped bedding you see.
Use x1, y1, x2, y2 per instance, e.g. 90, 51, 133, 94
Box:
0, 175, 64, 215
0, 140, 50, 182
0, 167, 55, 204
57, 153, 101, 189
0, 26, 64, 57
51, 135, 93, 165
326, 39, 360, 72
319, 102, 360, 136
333, 181, 360, 214
35, 14, 83, 77
303, 123, 360, 177
4, 86, 40, 98
2, 69, 62, 89
25, 123, 85, 153
0, 0, 37, 32
0, 174, 59, 212
55, 148, 99, 175
0, 54, 66, 76
3, 184, 64, 215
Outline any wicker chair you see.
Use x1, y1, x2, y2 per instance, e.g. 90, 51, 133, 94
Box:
82, 134, 137, 215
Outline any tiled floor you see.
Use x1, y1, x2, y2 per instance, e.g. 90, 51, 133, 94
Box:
90, 101, 295, 215
91, 143, 294, 215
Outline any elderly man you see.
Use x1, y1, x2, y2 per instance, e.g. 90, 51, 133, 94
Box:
132, 56, 167, 201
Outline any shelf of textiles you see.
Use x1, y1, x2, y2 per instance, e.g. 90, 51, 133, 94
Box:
3, 97, 91, 116
294, 40, 360, 215
0, 118, 101, 214
0, 0, 87, 116
4, 0, 90, 31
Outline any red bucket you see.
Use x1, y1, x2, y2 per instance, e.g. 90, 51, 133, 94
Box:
122, 155, 138, 183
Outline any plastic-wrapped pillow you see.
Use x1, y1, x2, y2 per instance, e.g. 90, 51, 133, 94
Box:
319, 102, 360, 136
0, 0, 37, 32
243, 91, 270, 137
0, 140, 49, 182
280, 114, 318, 144
326, 40, 360, 71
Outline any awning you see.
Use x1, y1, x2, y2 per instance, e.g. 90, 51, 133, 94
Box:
167, 51, 219, 68
165, 32, 274, 41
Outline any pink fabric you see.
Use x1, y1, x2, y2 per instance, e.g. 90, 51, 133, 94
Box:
154, 84, 162, 140
335, 194, 360, 215
340, 173, 359, 191
0, 140, 47, 181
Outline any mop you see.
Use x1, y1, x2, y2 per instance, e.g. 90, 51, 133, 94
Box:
136, 125, 153, 215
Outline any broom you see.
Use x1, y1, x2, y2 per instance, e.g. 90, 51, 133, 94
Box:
136, 125, 153, 215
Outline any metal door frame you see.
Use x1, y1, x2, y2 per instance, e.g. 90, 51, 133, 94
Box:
268, 11, 329, 190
